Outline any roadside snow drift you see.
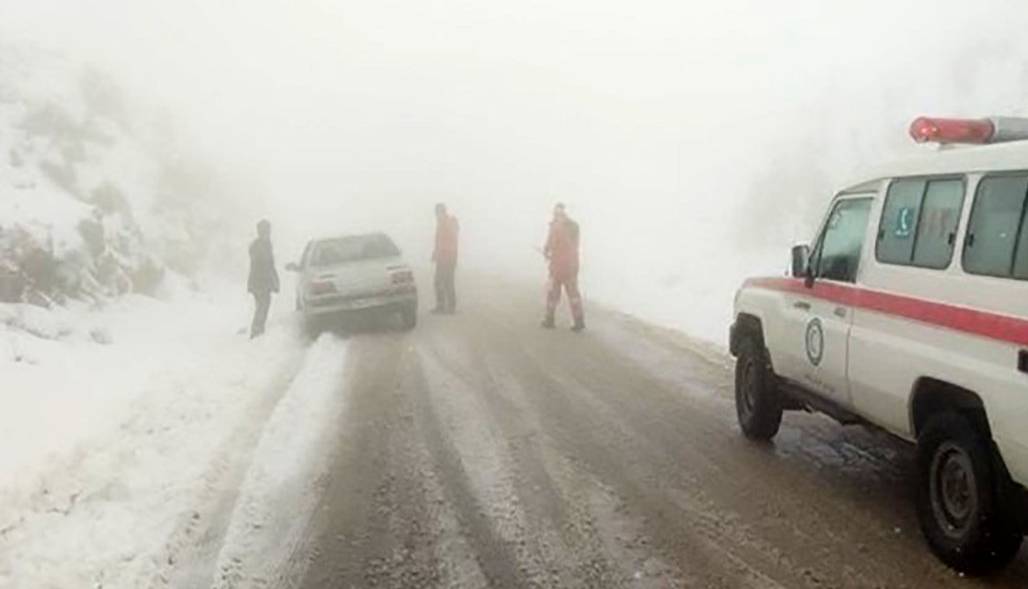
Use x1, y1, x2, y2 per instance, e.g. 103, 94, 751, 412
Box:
0, 290, 314, 589
210, 335, 350, 589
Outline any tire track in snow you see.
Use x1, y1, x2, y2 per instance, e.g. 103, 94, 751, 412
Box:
294, 331, 494, 589
415, 346, 570, 587
418, 325, 633, 586
468, 309, 797, 588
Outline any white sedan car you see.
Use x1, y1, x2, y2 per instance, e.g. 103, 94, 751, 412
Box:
288, 233, 418, 333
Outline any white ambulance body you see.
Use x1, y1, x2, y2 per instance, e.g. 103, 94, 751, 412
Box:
730, 117, 1028, 574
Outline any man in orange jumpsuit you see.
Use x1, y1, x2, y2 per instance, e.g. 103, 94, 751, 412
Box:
542, 203, 585, 331
432, 203, 460, 314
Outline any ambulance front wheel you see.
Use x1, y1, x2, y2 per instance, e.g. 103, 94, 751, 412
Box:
734, 336, 783, 441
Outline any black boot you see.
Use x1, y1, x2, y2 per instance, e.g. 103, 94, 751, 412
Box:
571, 317, 585, 332
541, 315, 556, 329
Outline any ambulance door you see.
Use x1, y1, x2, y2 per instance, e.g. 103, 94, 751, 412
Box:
785, 196, 873, 408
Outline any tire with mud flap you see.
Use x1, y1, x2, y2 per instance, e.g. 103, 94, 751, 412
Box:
734, 335, 783, 441
916, 412, 1023, 575
400, 302, 418, 330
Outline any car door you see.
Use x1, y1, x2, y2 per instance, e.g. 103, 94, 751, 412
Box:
781, 196, 874, 408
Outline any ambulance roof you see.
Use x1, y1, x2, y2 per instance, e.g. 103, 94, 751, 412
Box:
841, 139, 1028, 193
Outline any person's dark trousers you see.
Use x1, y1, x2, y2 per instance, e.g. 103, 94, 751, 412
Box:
544, 273, 585, 329
251, 291, 272, 338
434, 260, 457, 313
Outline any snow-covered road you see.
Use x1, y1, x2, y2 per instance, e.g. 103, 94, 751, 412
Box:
4, 279, 1028, 588
279, 282, 1028, 589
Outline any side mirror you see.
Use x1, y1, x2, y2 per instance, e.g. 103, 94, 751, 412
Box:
285, 262, 300, 272
790, 243, 810, 279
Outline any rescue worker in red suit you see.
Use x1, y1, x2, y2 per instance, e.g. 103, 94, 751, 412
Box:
542, 203, 585, 331
247, 219, 280, 338
432, 203, 459, 314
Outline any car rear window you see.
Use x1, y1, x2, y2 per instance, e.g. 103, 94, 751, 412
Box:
964, 174, 1028, 279
311, 234, 400, 267
877, 177, 964, 269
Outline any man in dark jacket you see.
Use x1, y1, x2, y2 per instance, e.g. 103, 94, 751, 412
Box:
432, 203, 459, 314
248, 219, 280, 338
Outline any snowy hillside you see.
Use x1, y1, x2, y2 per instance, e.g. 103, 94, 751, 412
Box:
0, 43, 233, 308
0, 46, 279, 587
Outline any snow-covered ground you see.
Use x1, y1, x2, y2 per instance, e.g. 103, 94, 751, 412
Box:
584, 247, 787, 347
0, 284, 350, 588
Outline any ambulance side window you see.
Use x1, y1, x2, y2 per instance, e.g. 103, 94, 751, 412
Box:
877, 177, 964, 269
878, 179, 922, 264
964, 174, 1028, 278
814, 198, 872, 283
914, 180, 965, 268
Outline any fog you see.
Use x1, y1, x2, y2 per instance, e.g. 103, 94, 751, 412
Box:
6, 0, 1028, 340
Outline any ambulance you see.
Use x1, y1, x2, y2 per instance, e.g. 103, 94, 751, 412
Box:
730, 116, 1028, 574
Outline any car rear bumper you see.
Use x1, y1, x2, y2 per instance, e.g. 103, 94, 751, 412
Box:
304, 286, 417, 316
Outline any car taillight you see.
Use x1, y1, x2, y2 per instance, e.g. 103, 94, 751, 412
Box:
308, 280, 336, 296
391, 270, 414, 284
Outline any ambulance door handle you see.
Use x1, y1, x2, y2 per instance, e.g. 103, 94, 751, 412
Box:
793, 301, 811, 311
834, 306, 847, 318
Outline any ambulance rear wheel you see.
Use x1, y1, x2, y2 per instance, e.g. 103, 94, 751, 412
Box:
734, 336, 782, 441
916, 412, 1023, 575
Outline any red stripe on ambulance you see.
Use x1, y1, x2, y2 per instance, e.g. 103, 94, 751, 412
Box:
745, 277, 1028, 348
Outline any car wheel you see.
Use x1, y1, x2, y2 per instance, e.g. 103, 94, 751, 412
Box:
303, 316, 323, 339
734, 335, 783, 441
400, 303, 417, 330
916, 412, 1023, 575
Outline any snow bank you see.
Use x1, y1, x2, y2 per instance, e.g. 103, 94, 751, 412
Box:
209, 335, 350, 589
0, 289, 310, 589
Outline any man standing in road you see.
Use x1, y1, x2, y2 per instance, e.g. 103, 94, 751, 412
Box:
247, 219, 280, 338
432, 203, 459, 314
542, 203, 585, 331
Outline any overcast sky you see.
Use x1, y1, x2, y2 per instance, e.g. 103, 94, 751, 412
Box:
5, 0, 1028, 335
